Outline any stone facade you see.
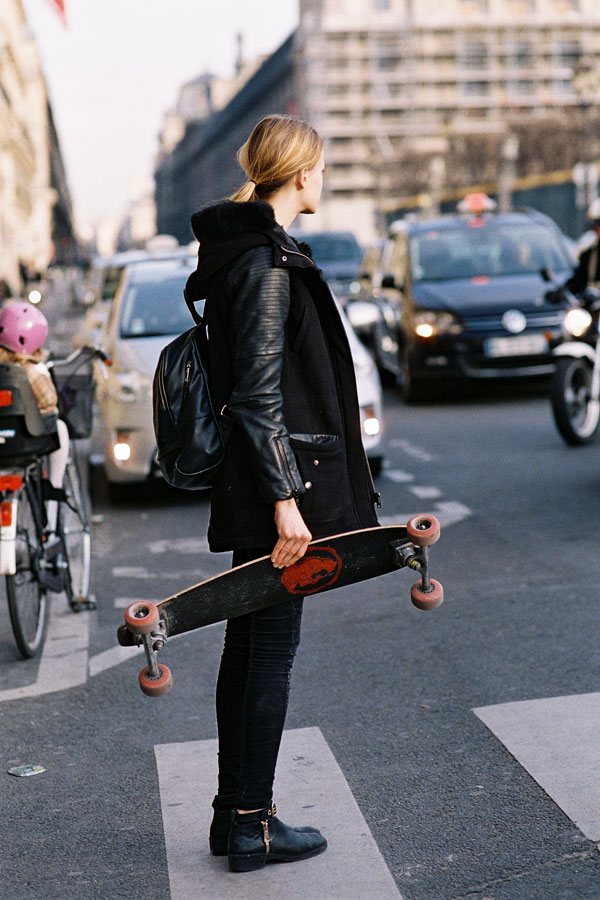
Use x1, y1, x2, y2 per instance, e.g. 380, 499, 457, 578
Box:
0, 0, 74, 293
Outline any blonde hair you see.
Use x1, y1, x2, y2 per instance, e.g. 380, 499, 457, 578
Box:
231, 115, 323, 203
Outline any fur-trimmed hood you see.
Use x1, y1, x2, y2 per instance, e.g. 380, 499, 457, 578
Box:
185, 201, 313, 304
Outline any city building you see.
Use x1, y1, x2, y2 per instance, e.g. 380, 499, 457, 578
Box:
156, 0, 600, 244
0, 0, 75, 294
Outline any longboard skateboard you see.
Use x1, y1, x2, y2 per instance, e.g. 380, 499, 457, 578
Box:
118, 515, 443, 697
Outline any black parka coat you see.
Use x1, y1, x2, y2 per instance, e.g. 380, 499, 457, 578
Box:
185, 201, 380, 552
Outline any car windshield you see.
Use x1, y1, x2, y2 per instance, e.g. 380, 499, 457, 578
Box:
119, 274, 192, 338
410, 221, 572, 283
305, 234, 362, 266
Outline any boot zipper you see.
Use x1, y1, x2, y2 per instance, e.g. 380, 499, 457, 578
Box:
261, 818, 271, 854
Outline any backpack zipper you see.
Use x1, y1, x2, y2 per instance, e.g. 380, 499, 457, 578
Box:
181, 360, 192, 406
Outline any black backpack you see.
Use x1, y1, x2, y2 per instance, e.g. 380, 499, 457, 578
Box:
153, 297, 229, 490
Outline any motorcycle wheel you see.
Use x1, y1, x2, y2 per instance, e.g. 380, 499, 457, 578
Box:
551, 356, 600, 445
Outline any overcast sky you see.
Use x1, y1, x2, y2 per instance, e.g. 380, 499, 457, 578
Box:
22, 0, 298, 231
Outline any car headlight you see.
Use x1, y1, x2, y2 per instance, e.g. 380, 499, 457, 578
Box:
414, 310, 463, 338
563, 307, 592, 338
108, 371, 152, 403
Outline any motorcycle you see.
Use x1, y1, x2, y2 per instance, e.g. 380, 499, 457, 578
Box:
550, 285, 600, 445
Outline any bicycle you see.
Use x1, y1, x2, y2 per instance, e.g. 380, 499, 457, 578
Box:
0, 345, 110, 658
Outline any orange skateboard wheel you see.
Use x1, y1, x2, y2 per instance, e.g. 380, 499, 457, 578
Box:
411, 578, 443, 611
407, 514, 440, 547
124, 601, 160, 634
138, 664, 173, 697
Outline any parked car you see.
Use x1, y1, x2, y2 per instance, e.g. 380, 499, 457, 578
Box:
76, 238, 195, 349
292, 230, 363, 303
94, 257, 384, 496
356, 196, 575, 400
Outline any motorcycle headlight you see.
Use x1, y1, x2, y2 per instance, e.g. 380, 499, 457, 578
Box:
563, 307, 592, 338
414, 310, 463, 338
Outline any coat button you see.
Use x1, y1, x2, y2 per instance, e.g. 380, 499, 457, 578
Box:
313, 459, 319, 466
282, 255, 288, 262
304, 481, 312, 490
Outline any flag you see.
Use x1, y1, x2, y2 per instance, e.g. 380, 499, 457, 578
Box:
46, 0, 67, 26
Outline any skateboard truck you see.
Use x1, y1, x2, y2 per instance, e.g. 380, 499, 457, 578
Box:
123, 601, 173, 697
392, 515, 444, 611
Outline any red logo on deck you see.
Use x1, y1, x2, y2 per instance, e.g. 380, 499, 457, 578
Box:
281, 546, 343, 596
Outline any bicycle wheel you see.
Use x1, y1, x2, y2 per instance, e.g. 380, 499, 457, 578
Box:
6, 480, 47, 658
59, 455, 91, 607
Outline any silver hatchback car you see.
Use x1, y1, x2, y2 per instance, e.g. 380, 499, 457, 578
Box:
93, 257, 384, 495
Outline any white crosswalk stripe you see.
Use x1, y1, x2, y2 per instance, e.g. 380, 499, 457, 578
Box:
474, 692, 600, 844
155, 727, 403, 900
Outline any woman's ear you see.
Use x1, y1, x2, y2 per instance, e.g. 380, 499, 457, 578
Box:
296, 168, 308, 191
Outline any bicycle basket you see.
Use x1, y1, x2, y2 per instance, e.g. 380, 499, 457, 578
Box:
51, 357, 96, 439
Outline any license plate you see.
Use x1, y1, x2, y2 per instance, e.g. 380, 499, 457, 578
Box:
484, 334, 548, 358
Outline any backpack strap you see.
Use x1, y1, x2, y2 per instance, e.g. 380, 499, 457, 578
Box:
183, 287, 204, 326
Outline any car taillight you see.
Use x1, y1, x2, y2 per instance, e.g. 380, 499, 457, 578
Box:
0, 391, 12, 407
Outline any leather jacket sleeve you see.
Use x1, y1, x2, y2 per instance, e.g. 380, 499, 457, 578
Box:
224, 246, 304, 504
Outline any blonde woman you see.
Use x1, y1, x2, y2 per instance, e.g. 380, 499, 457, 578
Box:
185, 115, 380, 872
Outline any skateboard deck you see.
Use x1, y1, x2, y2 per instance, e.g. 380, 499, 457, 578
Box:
118, 516, 443, 697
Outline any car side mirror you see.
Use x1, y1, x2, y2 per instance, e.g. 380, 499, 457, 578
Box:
540, 267, 553, 282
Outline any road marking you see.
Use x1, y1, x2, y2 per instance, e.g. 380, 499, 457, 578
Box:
474, 692, 600, 843
0, 598, 90, 703
380, 500, 471, 529
409, 486, 442, 500
155, 727, 403, 900
384, 469, 415, 484
113, 596, 161, 609
147, 537, 211, 555
112, 566, 191, 581
389, 439, 436, 462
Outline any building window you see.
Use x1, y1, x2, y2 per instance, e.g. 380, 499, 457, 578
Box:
461, 41, 489, 70
553, 40, 581, 66
463, 81, 490, 95
506, 79, 535, 95
507, 40, 533, 69
553, 79, 574, 96
377, 56, 399, 71
374, 0, 391, 8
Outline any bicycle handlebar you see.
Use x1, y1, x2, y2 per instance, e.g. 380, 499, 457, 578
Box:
48, 345, 112, 368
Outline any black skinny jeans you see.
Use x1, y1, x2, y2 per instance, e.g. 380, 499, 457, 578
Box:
215, 547, 304, 811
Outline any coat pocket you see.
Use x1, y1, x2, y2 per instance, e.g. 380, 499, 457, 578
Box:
290, 434, 344, 523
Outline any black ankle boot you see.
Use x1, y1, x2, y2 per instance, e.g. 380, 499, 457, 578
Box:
209, 797, 235, 856
211, 798, 321, 858
228, 804, 327, 872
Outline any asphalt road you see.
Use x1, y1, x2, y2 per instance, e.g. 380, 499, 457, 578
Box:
1, 291, 600, 898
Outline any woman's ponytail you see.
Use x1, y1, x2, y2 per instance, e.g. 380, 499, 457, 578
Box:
230, 180, 257, 203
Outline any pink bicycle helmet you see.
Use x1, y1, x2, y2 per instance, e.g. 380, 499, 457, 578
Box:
0, 302, 48, 356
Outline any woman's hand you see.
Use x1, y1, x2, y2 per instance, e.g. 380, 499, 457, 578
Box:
272, 499, 312, 568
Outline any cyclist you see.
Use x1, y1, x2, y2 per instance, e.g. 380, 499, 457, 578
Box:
0, 302, 68, 534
